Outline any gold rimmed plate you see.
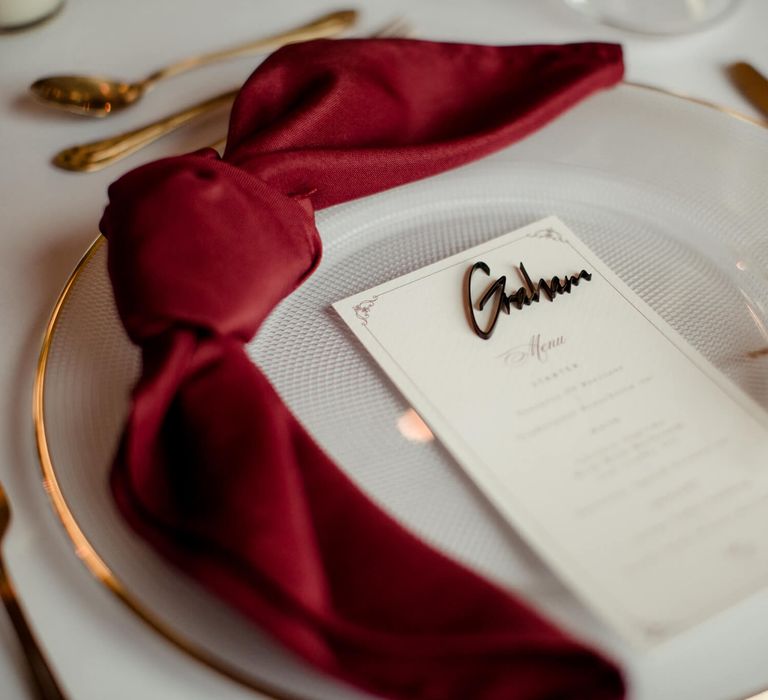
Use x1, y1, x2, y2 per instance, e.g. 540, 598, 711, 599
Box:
36, 84, 768, 700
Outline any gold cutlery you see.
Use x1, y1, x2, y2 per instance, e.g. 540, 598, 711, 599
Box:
54, 89, 238, 172
0, 482, 67, 700
52, 18, 412, 173
30, 9, 357, 117
726, 61, 768, 120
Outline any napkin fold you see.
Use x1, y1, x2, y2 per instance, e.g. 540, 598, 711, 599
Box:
101, 38, 625, 699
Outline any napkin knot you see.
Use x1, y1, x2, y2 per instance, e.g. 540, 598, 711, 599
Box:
101, 149, 321, 345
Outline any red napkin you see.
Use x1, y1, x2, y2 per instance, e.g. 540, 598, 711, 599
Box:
101, 38, 625, 699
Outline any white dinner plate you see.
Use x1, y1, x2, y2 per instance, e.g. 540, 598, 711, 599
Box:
35, 83, 768, 700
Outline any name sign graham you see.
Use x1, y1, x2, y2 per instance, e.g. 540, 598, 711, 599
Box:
466, 261, 592, 339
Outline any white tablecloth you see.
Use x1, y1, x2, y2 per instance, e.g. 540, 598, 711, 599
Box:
0, 1, 766, 697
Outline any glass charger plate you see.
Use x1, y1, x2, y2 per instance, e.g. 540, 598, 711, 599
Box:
35, 84, 768, 700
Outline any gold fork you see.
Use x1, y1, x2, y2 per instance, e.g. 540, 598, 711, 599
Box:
0, 482, 67, 700
52, 18, 413, 173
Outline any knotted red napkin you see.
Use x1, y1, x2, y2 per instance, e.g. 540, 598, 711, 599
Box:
100, 39, 625, 699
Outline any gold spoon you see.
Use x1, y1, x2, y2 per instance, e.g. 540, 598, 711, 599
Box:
29, 9, 356, 117
0, 482, 68, 700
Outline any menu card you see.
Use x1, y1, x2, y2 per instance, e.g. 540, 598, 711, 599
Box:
333, 216, 768, 646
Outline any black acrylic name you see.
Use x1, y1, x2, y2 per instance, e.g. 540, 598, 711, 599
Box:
466, 261, 592, 340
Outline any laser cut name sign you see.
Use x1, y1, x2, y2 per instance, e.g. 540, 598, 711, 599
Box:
466, 261, 592, 339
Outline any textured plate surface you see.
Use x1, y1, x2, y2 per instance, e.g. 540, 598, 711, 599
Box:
38, 84, 768, 700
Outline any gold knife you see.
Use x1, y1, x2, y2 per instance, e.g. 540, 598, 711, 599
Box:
726, 62, 768, 120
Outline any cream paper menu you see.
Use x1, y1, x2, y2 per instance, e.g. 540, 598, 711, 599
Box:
333, 216, 768, 646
